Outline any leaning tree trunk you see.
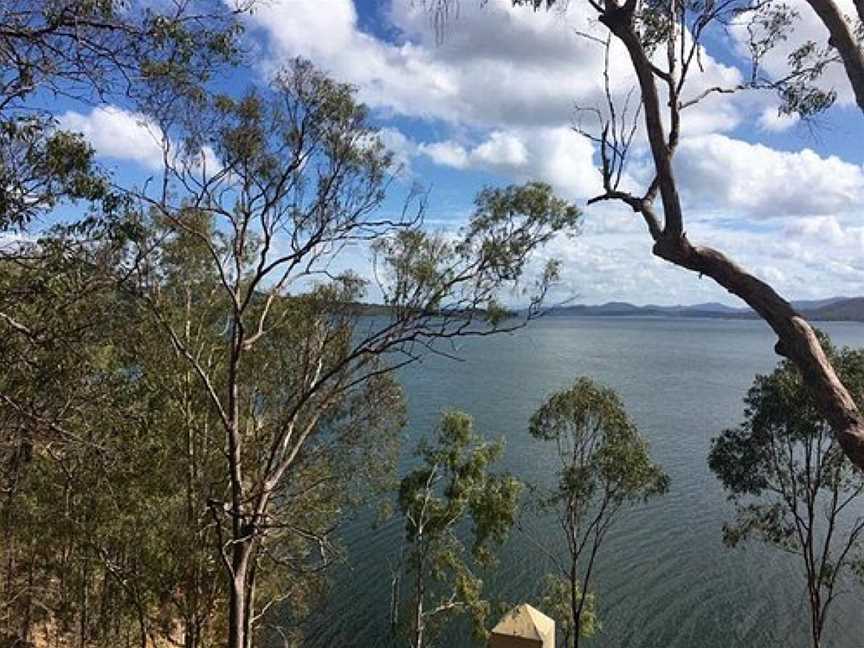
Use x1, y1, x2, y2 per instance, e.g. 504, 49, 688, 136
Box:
596, 3, 864, 472
652, 234, 864, 470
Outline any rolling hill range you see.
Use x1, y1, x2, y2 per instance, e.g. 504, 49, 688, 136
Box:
543, 297, 864, 322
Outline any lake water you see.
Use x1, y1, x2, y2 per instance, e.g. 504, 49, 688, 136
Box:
299, 317, 864, 647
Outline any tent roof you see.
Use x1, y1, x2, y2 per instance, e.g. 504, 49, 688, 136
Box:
490, 603, 554, 642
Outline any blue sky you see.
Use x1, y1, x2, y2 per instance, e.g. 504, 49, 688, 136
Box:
46, 0, 864, 306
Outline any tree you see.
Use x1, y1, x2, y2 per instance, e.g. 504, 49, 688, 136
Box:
108, 56, 579, 648
395, 411, 522, 648
526, 378, 669, 648
0, 0, 248, 231
0, 228, 235, 648
423, 0, 864, 473
0, 6, 254, 636
0, 209, 406, 648
0, 4, 579, 636
709, 341, 864, 648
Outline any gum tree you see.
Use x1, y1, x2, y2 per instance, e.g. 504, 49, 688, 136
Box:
396, 411, 522, 648
527, 378, 669, 648
709, 341, 864, 648
116, 58, 579, 648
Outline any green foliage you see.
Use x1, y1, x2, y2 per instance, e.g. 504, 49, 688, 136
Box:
373, 181, 579, 318
1, 18, 578, 641
0, 211, 410, 646
0, 0, 245, 232
0, 117, 110, 229
709, 342, 864, 528
708, 340, 864, 647
461, 182, 580, 283
530, 378, 670, 507
528, 378, 668, 646
396, 411, 521, 647
539, 574, 599, 645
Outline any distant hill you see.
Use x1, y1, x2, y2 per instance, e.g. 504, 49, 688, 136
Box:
339, 298, 864, 323
543, 297, 864, 323
805, 297, 864, 321
791, 297, 853, 311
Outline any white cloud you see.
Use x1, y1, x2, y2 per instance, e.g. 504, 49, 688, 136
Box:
230, 1, 864, 305
59, 106, 224, 176
376, 127, 417, 174
675, 134, 864, 218
758, 107, 799, 132
419, 127, 603, 200
472, 131, 529, 167
783, 216, 864, 260
247, 0, 750, 137
59, 106, 164, 169
420, 140, 469, 169
532, 211, 864, 307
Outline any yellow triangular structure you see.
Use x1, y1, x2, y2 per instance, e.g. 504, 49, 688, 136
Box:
488, 603, 555, 648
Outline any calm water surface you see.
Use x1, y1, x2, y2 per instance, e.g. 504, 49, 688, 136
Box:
300, 317, 864, 647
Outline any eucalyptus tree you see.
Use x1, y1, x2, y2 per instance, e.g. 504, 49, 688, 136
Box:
0, 209, 405, 648
395, 411, 522, 648
527, 378, 669, 648
116, 56, 579, 648
0, 6, 252, 630
0, 0, 251, 497
423, 0, 864, 473
0, 0, 249, 231
0, 229, 231, 648
0, 237, 132, 645
709, 342, 864, 648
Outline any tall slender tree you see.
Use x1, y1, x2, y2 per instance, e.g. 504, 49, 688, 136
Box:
396, 411, 522, 648
526, 378, 669, 648
113, 58, 579, 648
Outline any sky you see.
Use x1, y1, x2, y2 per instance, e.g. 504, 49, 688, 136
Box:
50, 0, 864, 306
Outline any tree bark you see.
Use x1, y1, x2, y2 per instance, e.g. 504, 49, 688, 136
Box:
570, 558, 580, 648
652, 234, 864, 470
414, 555, 425, 648
228, 542, 252, 648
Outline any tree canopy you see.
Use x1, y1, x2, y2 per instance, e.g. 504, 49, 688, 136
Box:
710, 340, 864, 648
527, 378, 669, 648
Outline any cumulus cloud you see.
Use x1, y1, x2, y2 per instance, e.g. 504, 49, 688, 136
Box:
545, 213, 864, 306
59, 105, 222, 175
419, 127, 604, 199
757, 107, 799, 132
59, 106, 164, 169
228, 1, 864, 304
420, 140, 470, 168
376, 127, 417, 174
675, 134, 864, 218
246, 0, 750, 136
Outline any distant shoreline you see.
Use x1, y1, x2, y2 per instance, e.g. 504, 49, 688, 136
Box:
344, 297, 864, 323
536, 297, 864, 323
535, 312, 864, 324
